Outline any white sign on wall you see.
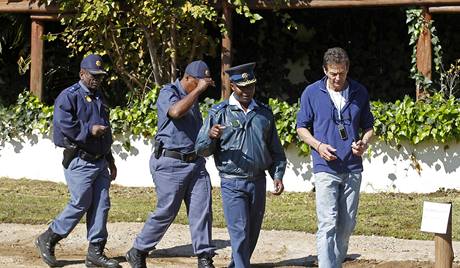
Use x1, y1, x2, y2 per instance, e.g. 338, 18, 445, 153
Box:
420, 201, 452, 234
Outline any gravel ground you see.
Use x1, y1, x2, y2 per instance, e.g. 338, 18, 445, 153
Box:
1, 223, 459, 267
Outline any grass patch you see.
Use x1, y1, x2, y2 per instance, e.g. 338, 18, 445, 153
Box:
1, 177, 458, 240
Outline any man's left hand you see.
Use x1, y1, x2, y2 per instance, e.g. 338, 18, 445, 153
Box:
108, 162, 117, 181
351, 140, 368, 156
272, 179, 284, 195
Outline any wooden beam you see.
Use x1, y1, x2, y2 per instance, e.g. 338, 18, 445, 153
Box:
429, 5, 460, 12
221, 1, 232, 100
0, 0, 60, 13
30, 14, 59, 21
415, 7, 432, 100
30, 18, 44, 101
247, 0, 460, 9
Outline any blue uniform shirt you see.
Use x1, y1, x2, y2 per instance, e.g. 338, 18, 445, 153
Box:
53, 81, 113, 156
296, 76, 374, 174
155, 79, 203, 153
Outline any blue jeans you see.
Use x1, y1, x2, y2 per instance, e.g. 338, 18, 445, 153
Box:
51, 157, 111, 243
314, 172, 362, 268
221, 178, 266, 268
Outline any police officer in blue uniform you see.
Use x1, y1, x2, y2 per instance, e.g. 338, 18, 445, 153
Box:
195, 62, 287, 268
35, 54, 120, 268
126, 60, 216, 268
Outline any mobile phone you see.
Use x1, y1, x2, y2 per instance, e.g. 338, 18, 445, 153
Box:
338, 123, 347, 140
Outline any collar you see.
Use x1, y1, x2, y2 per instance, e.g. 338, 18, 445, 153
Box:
79, 81, 91, 94
229, 93, 257, 113
320, 76, 356, 97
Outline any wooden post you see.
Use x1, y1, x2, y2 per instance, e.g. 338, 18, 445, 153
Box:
434, 203, 454, 268
221, 0, 232, 100
415, 7, 432, 100
30, 18, 45, 101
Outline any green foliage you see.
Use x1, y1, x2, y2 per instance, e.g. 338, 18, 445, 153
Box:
1, 90, 459, 161
372, 92, 460, 145
269, 98, 307, 153
43, 1, 297, 104
50, 0, 220, 102
2, 91, 460, 151
0, 91, 53, 144
111, 86, 160, 138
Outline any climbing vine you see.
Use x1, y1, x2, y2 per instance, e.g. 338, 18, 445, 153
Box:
406, 8, 443, 92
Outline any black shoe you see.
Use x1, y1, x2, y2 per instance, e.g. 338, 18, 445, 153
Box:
35, 228, 63, 267
125, 247, 148, 268
85, 241, 120, 268
197, 253, 215, 268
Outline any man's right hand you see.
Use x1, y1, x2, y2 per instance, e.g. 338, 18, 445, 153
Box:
317, 142, 337, 161
196, 77, 215, 92
91, 125, 108, 137
208, 124, 225, 139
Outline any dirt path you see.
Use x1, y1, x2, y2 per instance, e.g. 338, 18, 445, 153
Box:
1, 223, 459, 267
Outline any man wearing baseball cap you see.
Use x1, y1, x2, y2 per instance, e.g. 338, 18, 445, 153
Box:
126, 60, 216, 268
35, 54, 120, 267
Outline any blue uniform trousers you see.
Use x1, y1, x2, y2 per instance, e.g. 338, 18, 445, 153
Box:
221, 177, 266, 268
133, 155, 215, 255
50, 157, 111, 243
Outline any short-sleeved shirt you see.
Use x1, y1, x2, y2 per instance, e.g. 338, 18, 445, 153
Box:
296, 76, 374, 174
53, 81, 113, 156
155, 79, 203, 153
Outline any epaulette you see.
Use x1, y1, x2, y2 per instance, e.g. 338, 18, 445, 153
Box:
209, 101, 228, 114
162, 83, 180, 95
66, 83, 80, 93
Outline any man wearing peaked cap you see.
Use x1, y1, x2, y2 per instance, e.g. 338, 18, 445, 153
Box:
126, 60, 216, 268
225, 62, 257, 87
36, 54, 120, 268
196, 62, 286, 268
80, 54, 107, 75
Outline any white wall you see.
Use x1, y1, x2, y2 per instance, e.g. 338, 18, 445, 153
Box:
1, 134, 460, 193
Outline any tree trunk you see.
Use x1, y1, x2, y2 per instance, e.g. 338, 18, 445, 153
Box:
169, 16, 177, 82
144, 27, 162, 86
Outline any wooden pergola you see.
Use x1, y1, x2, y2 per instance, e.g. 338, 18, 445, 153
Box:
2, 0, 460, 100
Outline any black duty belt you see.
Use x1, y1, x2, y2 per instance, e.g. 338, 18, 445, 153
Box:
79, 150, 104, 162
162, 149, 198, 163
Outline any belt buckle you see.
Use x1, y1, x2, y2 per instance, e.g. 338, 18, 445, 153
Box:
185, 154, 194, 162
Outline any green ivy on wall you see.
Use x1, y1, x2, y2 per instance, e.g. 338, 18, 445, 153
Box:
2, 90, 459, 154
373, 93, 460, 145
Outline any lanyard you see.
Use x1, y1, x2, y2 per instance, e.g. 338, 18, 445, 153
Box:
329, 90, 346, 121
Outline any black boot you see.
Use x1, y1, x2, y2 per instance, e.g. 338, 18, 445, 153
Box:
35, 228, 63, 267
125, 247, 148, 268
85, 241, 120, 268
197, 253, 215, 268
